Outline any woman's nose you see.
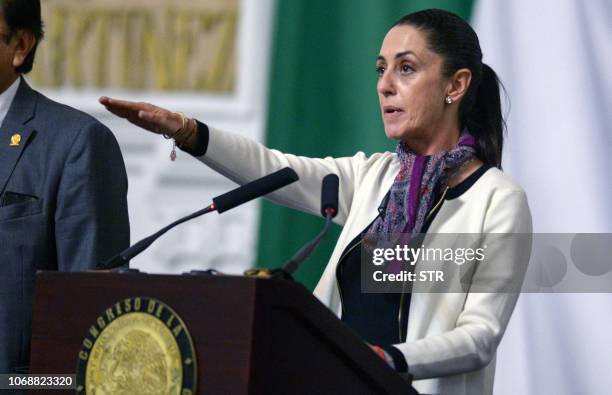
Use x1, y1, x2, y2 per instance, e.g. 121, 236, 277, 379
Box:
378, 71, 396, 97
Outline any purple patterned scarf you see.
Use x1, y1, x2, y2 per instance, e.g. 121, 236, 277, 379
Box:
367, 133, 477, 237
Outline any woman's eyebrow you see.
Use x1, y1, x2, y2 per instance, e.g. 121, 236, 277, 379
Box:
395, 50, 419, 60
376, 50, 420, 62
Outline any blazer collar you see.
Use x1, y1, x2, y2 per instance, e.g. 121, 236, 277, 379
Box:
3, 76, 38, 127
0, 77, 38, 196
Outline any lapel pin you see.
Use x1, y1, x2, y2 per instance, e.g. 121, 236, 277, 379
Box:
9, 133, 21, 147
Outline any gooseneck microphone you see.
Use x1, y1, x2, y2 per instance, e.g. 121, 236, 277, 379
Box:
320, 173, 339, 218
213, 168, 299, 213
98, 167, 299, 270
281, 174, 339, 276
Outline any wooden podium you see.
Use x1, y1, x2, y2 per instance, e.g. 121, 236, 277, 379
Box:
29, 271, 417, 394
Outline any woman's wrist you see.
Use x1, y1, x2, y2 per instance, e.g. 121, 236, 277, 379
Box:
382, 345, 408, 373
162, 113, 200, 161
164, 113, 199, 155
371, 345, 396, 370
174, 116, 199, 150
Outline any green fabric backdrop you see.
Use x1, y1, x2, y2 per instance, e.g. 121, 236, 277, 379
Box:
257, 0, 474, 290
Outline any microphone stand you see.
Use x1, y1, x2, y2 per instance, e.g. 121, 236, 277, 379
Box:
97, 204, 216, 270
245, 173, 339, 281
244, 209, 334, 281
281, 211, 334, 275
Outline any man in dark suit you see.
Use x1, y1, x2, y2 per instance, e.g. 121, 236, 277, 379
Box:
0, 0, 130, 374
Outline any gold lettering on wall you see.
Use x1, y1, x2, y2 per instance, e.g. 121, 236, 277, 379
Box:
31, 0, 238, 92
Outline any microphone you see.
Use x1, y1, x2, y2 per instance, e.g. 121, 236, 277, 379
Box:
214, 167, 298, 213
320, 173, 339, 218
279, 174, 339, 277
98, 167, 299, 270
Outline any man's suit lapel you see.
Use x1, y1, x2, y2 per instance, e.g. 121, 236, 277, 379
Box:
0, 78, 38, 196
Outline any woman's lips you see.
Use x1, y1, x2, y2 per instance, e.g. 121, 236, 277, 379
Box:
383, 107, 404, 121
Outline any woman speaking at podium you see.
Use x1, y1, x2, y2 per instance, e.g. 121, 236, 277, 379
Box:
101, 9, 531, 395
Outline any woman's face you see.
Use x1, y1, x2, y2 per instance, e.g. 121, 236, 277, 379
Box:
377, 25, 448, 143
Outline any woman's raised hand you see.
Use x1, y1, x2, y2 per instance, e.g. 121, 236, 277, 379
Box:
99, 96, 184, 137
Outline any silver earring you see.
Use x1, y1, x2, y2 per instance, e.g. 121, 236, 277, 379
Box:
445, 96, 453, 104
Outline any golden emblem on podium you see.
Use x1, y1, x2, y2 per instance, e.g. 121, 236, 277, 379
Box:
76, 297, 197, 394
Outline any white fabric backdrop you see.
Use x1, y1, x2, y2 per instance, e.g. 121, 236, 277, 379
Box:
473, 1, 612, 393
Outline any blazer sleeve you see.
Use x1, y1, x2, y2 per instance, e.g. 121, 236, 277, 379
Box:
392, 189, 533, 379
195, 126, 367, 226
54, 121, 130, 271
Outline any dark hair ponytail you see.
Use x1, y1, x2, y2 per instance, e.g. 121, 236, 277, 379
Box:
464, 63, 505, 168
395, 9, 506, 168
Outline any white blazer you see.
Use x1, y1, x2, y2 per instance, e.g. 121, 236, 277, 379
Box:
198, 127, 532, 395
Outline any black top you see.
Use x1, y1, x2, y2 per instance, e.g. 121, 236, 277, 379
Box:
338, 163, 492, 372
